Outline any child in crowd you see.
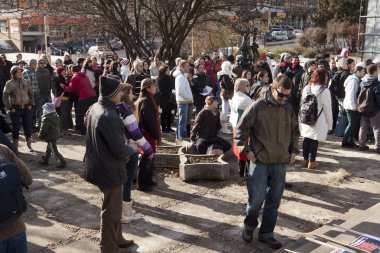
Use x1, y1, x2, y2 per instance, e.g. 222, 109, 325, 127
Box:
117, 83, 153, 222
38, 102, 66, 168
135, 78, 160, 191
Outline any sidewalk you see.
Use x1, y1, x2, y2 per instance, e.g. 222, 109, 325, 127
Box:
18, 131, 380, 253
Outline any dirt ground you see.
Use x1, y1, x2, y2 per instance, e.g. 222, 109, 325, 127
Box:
13, 129, 380, 253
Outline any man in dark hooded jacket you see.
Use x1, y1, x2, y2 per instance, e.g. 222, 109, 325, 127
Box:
84, 76, 137, 253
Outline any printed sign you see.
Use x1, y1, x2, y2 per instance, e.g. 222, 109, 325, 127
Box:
9, 19, 19, 33
349, 234, 380, 253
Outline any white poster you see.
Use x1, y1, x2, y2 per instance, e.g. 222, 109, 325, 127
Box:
9, 19, 19, 33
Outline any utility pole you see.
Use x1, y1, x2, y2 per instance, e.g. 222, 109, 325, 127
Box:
44, 15, 51, 62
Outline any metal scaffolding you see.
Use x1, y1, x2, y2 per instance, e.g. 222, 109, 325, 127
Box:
359, 0, 380, 60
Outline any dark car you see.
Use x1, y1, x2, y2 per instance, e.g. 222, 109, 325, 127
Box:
264, 32, 276, 42
68, 44, 85, 54
50, 43, 69, 56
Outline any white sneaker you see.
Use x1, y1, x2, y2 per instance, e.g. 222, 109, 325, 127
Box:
121, 201, 143, 224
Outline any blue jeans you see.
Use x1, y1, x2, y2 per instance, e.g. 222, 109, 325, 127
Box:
302, 138, 319, 161
0, 232, 27, 253
36, 94, 52, 125
123, 153, 139, 202
244, 162, 286, 238
176, 103, 189, 139
10, 108, 32, 139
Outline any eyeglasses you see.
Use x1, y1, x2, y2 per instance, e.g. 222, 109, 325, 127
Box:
276, 89, 291, 98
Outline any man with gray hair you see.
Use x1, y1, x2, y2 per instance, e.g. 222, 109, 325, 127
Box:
23, 59, 39, 131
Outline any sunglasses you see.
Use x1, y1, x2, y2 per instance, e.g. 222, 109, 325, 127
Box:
276, 89, 291, 98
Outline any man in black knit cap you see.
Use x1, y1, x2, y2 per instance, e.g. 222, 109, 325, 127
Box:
84, 76, 137, 253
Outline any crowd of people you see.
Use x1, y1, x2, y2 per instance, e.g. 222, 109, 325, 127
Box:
0, 47, 380, 252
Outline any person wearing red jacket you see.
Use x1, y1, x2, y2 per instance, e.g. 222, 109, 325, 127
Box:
61, 65, 96, 134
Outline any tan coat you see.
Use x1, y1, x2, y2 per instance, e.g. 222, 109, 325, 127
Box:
2, 78, 34, 110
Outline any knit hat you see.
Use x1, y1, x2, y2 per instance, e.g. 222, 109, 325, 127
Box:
42, 102, 56, 116
10, 66, 21, 74
100, 76, 122, 99
120, 58, 130, 66
305, 60, 316, 69
64, 52, 70, 57
337, 57, 348, 70
236, 55, 244, 63
141, 78, 155, 91
175, 57, 182, 66
56, 67, 65, 75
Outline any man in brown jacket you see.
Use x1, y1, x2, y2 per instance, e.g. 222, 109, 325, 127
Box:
190, 96, 231, 155
235, 75, 299, 249
2, 66, 34, 153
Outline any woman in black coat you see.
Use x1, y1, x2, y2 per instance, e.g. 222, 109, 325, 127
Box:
157, 65, 175, 132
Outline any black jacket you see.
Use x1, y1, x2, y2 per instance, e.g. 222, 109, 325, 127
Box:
157, 75, 174, 109
330, 69, 350, 99
192, 73, 211, 106
84, 98, 135, 188
136, 96, 160, 140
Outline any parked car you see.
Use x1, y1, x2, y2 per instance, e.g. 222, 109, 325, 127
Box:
50, 43, 69, 56
270, 25, 284, 32
87, 46, 113, 59
271, 31, 288, 41
68, 44, 85, 54
264, 32, 276, 42
294, 29, 304, 37
286, 30, 296, 40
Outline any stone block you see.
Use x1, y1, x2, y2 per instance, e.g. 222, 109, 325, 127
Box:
179, 153, 229, 181
155, 145, 181, 168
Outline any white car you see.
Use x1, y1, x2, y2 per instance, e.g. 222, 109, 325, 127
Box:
271, 31, 288, 41
294, 29, 304, 36
87, 46, 113, 59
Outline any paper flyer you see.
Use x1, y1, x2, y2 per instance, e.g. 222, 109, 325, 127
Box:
330, 249, 352, 253
349, 234, 380, 253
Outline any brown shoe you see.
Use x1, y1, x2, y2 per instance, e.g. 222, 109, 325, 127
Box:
303, 160, 309, 168
308, 161, 318, 169
118, 239, 134, 248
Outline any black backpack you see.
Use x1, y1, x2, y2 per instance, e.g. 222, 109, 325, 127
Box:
0, 154, 27, 230
299, 85, 325, 125
357, 85, 375, 116
328, 72, 340, 97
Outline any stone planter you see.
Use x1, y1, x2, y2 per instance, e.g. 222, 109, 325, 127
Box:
154, 145, 181, 168
178, 147, 230, 181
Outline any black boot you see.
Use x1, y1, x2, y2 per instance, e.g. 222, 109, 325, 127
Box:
39, 156, 49, 166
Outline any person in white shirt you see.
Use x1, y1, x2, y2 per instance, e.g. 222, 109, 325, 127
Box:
174, 60, 193, 140
342, 63, 366, 148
